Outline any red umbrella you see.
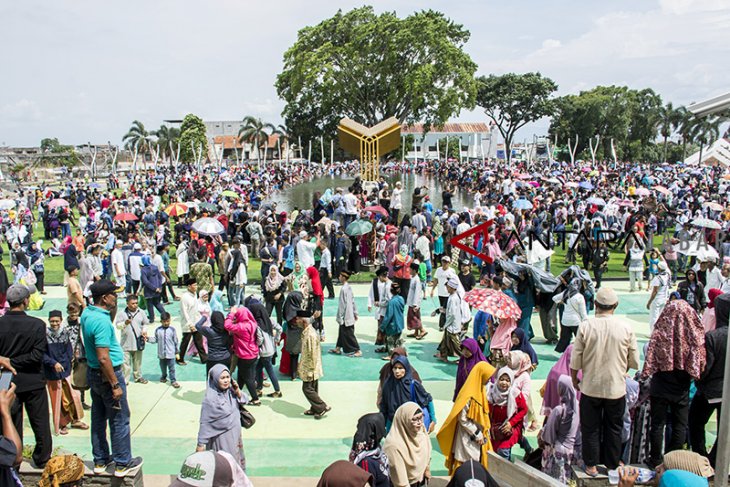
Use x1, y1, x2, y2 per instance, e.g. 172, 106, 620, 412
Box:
113, 212, 138, 222
363, 205, 389, 217
463, 288, 522, 320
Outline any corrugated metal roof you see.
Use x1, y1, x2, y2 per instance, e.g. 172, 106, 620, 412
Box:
402, 122, 491, 134
214, 134, 280, 149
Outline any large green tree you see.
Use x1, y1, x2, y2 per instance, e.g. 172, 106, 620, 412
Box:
178, 114, 208, 164
276, 6, 478, 144
475, 72, 558, 163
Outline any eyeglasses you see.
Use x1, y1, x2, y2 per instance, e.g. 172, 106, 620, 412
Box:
411, 414, 424, 424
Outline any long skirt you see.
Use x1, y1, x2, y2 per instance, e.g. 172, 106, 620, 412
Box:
407, 306, 422, 331
279, 333, 291, 376
47, 377, 83, 434
336, 325, 360, 354
207, 427, 246, 471
437, 330, 461, 358
542, 446, 579, 484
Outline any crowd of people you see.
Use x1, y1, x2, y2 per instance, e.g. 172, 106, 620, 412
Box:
0, 154, 727, 486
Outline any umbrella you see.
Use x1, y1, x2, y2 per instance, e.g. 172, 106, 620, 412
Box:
89, 182, 101, 189
565, 182, 579, 188
634, 188, 650, 197
512, 199, 533, 210
49, 198, 69, 209
527, 181, 540, 188
363, 205, 389, 217
616, 199, 634, 208
497, 258, 561, 293
578, 181, 594, 190
199, 202, 219, 212
586, 197, 606, 206
703, 202, 724, 212
463, 288, 522, 320
675, 241, 719, 260
0, 199, 15, 210
654, 185, 671, 196
723, 174, 730, 181
192, 217, 225, 236
518, 173, 531, 180
113, 212, 138, 222
164, 202, 189, 217
691, 218, 722, 230
581, 167, 591, 173
345, 219, 373, 237
546, 177, 561, 184
221, 190, 240, 199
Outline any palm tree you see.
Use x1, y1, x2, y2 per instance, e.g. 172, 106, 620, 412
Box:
690, 116, 722, 165
122, 120, 153, 154
659, 103, 682, 163
676, 107, 695, 162
238, 116, 275, 164
153, 125, 181, 162
271, 124, 290, 162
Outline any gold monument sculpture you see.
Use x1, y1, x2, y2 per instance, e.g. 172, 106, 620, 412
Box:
337, 117, 401, 183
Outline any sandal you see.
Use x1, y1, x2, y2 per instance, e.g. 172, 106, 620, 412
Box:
328, 349, 342, 355
303, 409, 316, 416
59, 428, 69, 435
71, 421, 89, 430
249, 400, 262, 406
583, 466, 599, 478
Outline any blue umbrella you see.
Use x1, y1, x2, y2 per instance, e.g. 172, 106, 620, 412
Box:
89, 182, 101, 189
579, 181, 594, 190
512, 198, 533, 210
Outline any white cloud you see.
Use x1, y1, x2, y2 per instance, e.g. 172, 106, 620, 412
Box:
541, 39, 562, 50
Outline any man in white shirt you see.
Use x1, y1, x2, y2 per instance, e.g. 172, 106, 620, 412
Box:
414, 229, 432, 280
411, 208, 427, 234
296, 231, 319, 270
368, 267, 391, 344
177, 279, 206, 366
390, 182, 403, 225
128, 243, 144, 294
111, 240, 126, 291
431, 256, 457, 330
342, 191, 359, 228
435, 275, 463, 362
406, 263, 425, 339
719, 264, 730, 293
319, 241, 334, 299
704, 258, 723, 299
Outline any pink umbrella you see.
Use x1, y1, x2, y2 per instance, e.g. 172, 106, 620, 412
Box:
654, 186, 671, 196
581, 167, 591, 173
528, 181, 540, 188
566, 182, 579, 188
518, 173, 531, 180
634, 187, 651, 197
49, 198, 69, 209
464, 288, 522, 320
616, 199, 634, 208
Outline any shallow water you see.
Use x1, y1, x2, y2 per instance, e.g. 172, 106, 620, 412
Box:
269, 172, 472, 212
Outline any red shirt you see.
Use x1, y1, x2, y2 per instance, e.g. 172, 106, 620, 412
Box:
489, 392, 528, 450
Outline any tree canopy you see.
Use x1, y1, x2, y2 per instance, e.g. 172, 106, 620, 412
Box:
476, 73, 558, 163
276, 6, 478, 142
178, 114, 208, 163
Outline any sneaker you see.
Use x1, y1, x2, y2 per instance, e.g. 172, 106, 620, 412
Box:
94, 461, 113, 475
267, 391, 282, 398
115, 457, 144, 477
135, 377, 148, 384
82, 402, 91, 410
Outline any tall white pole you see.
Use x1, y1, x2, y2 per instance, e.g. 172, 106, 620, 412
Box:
298, 136, 303, 160
320, 136, 324, 163
436, 138, 440, 161
330, 139, 334, 166
401, 135, 405, 163
277, 137, 281, 166
308, 140, 312, 167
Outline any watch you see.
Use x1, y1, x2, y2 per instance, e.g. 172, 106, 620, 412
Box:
111, 383, 121, 390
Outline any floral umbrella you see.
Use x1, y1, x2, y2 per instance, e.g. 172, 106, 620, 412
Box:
463, 288, 521, 320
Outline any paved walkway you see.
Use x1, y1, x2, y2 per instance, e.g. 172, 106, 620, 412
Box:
19, 281, 684, 478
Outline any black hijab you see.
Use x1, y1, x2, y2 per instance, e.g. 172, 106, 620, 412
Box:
283, 291, 304, 323
210, 311, 226, 334
380, 356, 431, 423
245, 296, 274, 335
446, 460, 500, 487
349, 413, 386, 461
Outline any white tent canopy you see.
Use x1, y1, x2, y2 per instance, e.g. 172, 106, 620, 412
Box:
684, 137, 730, 167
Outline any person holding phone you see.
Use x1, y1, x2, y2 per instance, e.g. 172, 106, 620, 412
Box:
0, 284, 52, 468
81, 279, 143, 477
0, 363, 23, 487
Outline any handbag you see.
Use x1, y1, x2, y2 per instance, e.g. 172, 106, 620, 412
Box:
128, 311, 146, 351
71, 358, 89, 390
239, 404, 256, 429
410, 381, 431, 431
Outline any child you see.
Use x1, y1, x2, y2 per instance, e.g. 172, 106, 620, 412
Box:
487, 367, 528, 460
147, 311, 180, 388
628, 242, 644, 292
405, 263, 426, 340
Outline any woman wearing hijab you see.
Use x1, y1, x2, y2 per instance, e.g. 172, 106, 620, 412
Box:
453, 338, 487, 401
510, 328, 538, 367
506, 350, 539, 434
553, 277, 587, 353
445, 459, 500, 487
317, 460, 374, 487
438, 362, 495, 475
641, 299, 706, 468
140, 254, 166, 322
43, 310, 87, 435
349, 413, 390, 487
263, 266, 287, 326
62, 235, 78, 285
379, 356, 435, 433
210, 290, 226, 314
197, 364, 246, 470
11, 243, 29, 284
244, 295, 282, 398
196, 311, 232, 373
701, 288, 722, 332
383, 402, 432, 487
376, 348, 421, 410
540, 344, 581, 416
377, 282, 405, 356
392, 245, 413, 300
539, 376, 581, 483
487, 367, 528, 460
676, 269, 706, 314
305, 266, 325, 337
27, 240, 45, 294
648, 261, 673, 330
280, 290, 304, 379
224, 307, 261, 406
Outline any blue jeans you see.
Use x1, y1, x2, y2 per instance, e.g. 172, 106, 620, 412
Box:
88, 367, 132, 466
159, 358, 176, 382
145, 295, 165, 322
256, 355, 281, 392
229, 284, 244, 307
61, 222, 72, 238
496, 447, 511, 460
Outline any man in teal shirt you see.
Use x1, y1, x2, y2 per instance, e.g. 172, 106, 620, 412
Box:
81, 279, 143, 478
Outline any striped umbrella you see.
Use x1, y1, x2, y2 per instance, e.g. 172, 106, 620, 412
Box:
164, 203, 189, 217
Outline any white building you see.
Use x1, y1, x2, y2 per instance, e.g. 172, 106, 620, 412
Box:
401, 122, 495, 160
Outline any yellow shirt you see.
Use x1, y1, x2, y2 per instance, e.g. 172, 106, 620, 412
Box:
570, 313, 640, 399
298, 325, 323, 382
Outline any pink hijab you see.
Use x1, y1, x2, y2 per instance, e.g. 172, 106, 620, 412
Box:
540, 345, 581, 416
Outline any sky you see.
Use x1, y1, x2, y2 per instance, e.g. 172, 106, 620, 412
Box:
1, 0, 728, 147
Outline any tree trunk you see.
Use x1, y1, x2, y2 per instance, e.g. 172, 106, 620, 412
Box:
662, 134, 668, 164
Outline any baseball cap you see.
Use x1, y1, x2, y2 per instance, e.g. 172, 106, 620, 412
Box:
133, 242, 142, 250
595, 287, 619, 306
89, 279, 118, 298
169, 451, 233, 487
6, 284, 30, 304
441, 255, 451, 263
